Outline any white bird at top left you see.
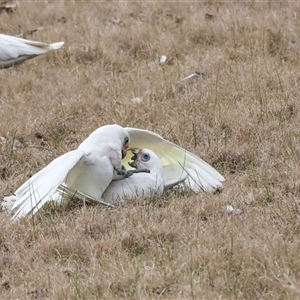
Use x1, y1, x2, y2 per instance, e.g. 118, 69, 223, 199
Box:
0, 33, 64, 68
2, 124, 131, 220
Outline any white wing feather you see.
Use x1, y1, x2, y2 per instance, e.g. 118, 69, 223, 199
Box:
9, 150, 86, 219
125, 128, 224, 192
0, 34, 64, 68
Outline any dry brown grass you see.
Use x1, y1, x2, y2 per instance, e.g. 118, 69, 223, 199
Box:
2, 1, 300, 299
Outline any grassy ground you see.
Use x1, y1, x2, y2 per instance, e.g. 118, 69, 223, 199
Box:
1, 1, 300, 299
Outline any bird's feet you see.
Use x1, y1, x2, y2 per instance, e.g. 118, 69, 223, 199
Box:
114, 166, 127, 177
123, 168, 150, 178
114, 166, 150, 179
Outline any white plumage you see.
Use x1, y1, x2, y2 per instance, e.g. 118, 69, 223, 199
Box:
125, 128, 224, 192
3, 124, 130, 219
0, 34, 64, 68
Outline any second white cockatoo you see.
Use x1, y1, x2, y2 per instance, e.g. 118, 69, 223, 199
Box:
3, 124, 131, 220
102, 148, 165, 204
124, 128, 225, 193
0, 33, 64, 68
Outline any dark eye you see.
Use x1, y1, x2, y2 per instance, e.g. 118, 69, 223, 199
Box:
141, 153, 150, 162
124, 136, 129, 145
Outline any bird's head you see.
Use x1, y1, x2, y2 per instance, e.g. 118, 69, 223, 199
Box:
89, 124, 130, 159
101, 124, 130, 159
128, 148, 161, 171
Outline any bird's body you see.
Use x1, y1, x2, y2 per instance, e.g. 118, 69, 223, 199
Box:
0, 33, 64, 68
3, 124, 130, 219
102, 148, 165, 204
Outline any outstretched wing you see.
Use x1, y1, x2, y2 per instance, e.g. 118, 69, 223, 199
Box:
0, 34, 64, 68
8, 149, 86, 220
125, 127, 225, 192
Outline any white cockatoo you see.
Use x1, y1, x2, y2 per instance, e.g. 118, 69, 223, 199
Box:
3, 124, 131, 219
0, 34, 64, 68
124, 128, 225, 192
